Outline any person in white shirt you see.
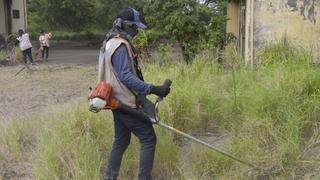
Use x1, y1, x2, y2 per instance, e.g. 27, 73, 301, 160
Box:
39, 30, 51, 61
17, 29, 34, 64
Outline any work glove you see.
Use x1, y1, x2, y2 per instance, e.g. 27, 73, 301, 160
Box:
150, 79, 171, 98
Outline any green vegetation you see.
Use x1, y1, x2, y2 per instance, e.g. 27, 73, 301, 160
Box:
144, 0, 227, 63
27, 0, 96, 32
1, 39, 320, 179
0, 34, 22, 62
27, 0, 228, 62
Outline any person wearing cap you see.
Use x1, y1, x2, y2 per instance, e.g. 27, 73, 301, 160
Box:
16, 29, 35, 65
39, 30, 52, 61
98, 7, 171, 180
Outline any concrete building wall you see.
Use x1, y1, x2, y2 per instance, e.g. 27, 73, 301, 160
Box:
0, 1, 6, 35
254, 0, 320, 61
11, 0, 27, 33
227, 2, 240, 40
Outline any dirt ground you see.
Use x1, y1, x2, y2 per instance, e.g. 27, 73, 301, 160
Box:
46, 47, 99, 65
0, 47, 99, 121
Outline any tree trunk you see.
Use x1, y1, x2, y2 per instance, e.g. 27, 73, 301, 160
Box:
179, 42, 191, 64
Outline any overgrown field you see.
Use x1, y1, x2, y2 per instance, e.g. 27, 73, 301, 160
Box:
1, 41, 320, 179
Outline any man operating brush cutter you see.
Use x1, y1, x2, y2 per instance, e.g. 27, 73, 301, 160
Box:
89, 6, 267, 180
89, 7, 171, 180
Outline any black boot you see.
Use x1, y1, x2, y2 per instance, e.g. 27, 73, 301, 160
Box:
104, 168, 118, 180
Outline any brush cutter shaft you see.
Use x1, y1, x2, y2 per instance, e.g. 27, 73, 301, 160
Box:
152, 80, 255, 167
157, 121, 255, 168
154, 93, 255, 168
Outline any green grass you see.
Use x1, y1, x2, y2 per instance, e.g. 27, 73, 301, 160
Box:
0, 47, 21, 62
1, 39, 320, 179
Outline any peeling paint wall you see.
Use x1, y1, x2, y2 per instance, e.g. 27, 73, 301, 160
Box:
254, 0, 320, 61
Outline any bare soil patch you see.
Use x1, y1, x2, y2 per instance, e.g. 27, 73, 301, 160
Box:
0, 46, 100, 120
0, 64, 97, 121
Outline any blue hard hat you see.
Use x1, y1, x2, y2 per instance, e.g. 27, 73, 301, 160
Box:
117, 7, 147, 29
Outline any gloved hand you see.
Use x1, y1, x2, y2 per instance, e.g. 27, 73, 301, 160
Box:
150, 79, 171, 98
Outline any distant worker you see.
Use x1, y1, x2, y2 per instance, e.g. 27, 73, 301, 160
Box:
39, 30, 52, 61
99, 7, 171, 180
17, 29, 35, 65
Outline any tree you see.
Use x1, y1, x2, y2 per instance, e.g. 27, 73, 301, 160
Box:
47, 0, 95, 31
143, 0, 227, 63
28, 0, 145, 32
28, 0, 95, 32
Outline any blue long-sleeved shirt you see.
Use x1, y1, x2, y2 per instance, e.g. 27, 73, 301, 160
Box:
111, 44, 151, 95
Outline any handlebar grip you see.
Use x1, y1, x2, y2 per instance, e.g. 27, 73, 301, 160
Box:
156, 79, 172, 102
163, 79, 172, 87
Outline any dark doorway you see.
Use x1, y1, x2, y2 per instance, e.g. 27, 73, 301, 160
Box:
4, 0, 12, 34
239, 0, 246, 57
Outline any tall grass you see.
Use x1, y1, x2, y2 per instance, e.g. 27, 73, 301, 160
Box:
0, 47, 21, 62
143, 40, 320, 178
1, 39, 320, 179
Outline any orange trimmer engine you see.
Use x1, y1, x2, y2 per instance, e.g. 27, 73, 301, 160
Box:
88, 81, 120, 112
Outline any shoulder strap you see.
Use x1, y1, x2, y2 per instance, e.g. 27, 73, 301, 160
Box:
113, 35, 136, 59
103, 36, 140, 98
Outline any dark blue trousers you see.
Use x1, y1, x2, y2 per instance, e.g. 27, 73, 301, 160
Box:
105, 109, 156, 180
22, 48, 34, 63
42, 46, 49, 60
